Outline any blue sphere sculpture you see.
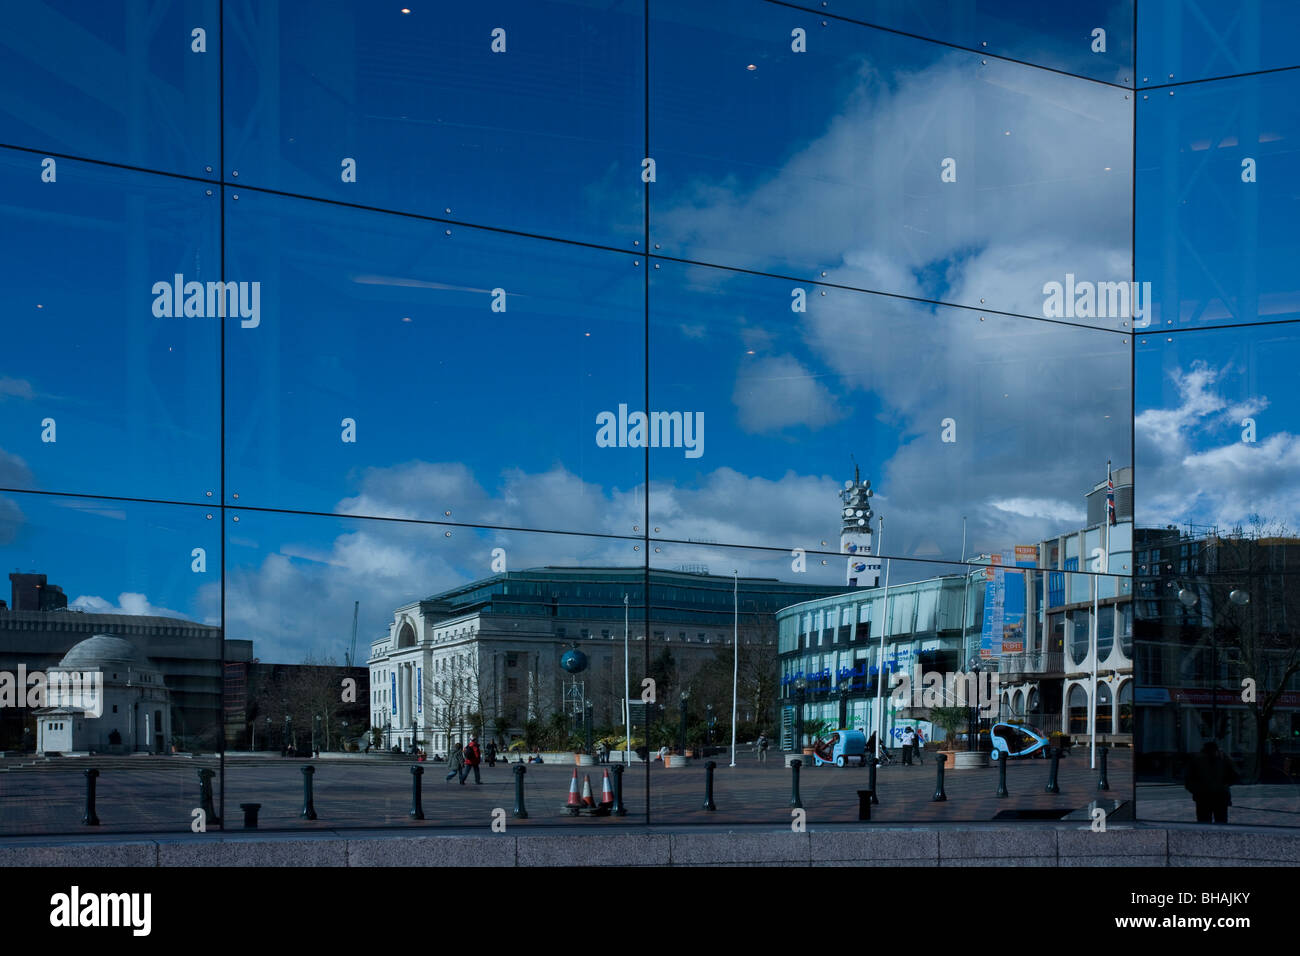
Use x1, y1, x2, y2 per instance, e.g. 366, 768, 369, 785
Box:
560, 649, 589, 674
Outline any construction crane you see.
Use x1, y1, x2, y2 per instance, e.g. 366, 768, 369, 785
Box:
345, 601, 359, 668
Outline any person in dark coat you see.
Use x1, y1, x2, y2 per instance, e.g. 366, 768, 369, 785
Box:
445, 742, 465, 782
1184, 741, 1239, 823
485, 740, 497, 767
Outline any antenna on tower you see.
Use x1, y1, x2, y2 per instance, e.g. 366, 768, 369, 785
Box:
850, 453, 859, 485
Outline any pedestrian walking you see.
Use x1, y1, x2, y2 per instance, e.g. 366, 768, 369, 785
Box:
445, 742, 465, 782
1184, 741, 1239, 823
485, 740, 497, 767
757, 733, 769, 764
901, 726, 915, 765
913, 727, 925, 763
460, 736, 483, 784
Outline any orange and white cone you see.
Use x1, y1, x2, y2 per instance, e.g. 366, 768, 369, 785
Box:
599, 769, 614, 810
566, 768, 582, 811
581, 773, 596, 808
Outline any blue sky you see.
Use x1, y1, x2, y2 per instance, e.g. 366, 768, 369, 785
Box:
0, 1, 1295, 662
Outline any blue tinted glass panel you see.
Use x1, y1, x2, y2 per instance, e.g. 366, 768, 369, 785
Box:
1137, 71, 1300, 329
0, 0, 220, 177
0, 493, 221, 835
1138, 0, 1300, 86
1136, 325, 1300, 531
651, 0, 1133, 321
223, 190, 643, 532
0, 149, 221, 503
223, 510, 648, 827
788, 0, 1134, 84
223, 0, 643, 245
648, 261, 1131, 561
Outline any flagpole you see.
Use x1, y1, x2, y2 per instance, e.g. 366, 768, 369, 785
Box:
730, 569, 739, 768
1090, 461, 1110, 770
875, 515, 892, 758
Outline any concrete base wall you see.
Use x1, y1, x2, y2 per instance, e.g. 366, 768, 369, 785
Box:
2, 825, 1298, 867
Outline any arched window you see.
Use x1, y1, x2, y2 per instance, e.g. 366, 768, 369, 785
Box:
397, 622, 416, 649
1118, 680, 1133, 734
1027, 687, 1041, 716
1067, 684, 1089, 735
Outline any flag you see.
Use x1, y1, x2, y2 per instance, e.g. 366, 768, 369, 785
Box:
1106, 460, 1116, 527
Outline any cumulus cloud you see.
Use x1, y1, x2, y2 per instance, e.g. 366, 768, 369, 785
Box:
1137, 360, 1299, 530
69, 592, 200, 622
733, 354, 847, 433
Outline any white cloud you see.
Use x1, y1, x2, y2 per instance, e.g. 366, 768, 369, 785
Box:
1137, 361, 1300, 530
733, 354, 847, 433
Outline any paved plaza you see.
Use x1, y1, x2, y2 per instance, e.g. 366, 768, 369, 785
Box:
0, 749, 1169, 836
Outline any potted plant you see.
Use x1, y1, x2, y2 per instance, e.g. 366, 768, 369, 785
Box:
930, 707, 967, 764
802, 719, 832, 754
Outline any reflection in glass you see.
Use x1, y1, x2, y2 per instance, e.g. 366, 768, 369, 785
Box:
223, 0, 643, 245
0, 0, 220, 176
1138, 71, 1300, 329
0, 148, 221, 504
785, 0, 1134, 84
0, 493, 221, 835
1138, 0, 1300, 86
650, 262, 1129, 558
652, 0, 1131, 318
224, 190, 642, 531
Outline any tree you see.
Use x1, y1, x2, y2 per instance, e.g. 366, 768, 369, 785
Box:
1193, 519, 1300, 782
429, 652, 480, 751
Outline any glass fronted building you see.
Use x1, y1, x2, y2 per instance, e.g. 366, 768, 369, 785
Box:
1, 1, 1296, 834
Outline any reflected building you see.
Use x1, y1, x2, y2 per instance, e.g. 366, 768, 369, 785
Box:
0, 574, 225, 752
1134, 526, 1300, 781
369, 567, 841, 754
34, 634, 171, 754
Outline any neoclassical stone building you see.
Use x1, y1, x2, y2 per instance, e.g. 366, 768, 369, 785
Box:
369, 567, 841, 754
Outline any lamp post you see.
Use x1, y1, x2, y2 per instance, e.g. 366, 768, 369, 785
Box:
730, 569, 739, 768
705, 704, 713, 747
678, 690, 689, 755
284, 713, 291, 753
966, 656, 982, 752
265, 717, 271, 753
1178, 582, 1250, 746
838, 680, 850, 730
313, 715, 320, 753
795, 677, 807, 750
623, 593, 631, 765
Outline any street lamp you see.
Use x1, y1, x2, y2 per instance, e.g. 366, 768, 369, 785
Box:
794, 677, 807, 750
1178, 581, 1250, 747
966, 656, 982, 752
678, 690, 689, 755
838, 679, 850, 730
314, 714, 320, 754
265, 716, 271, 753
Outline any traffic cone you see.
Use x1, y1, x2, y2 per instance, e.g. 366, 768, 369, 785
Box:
599, 769, 614, 811
565, 768, 582, 814
580, 773, 596, 808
